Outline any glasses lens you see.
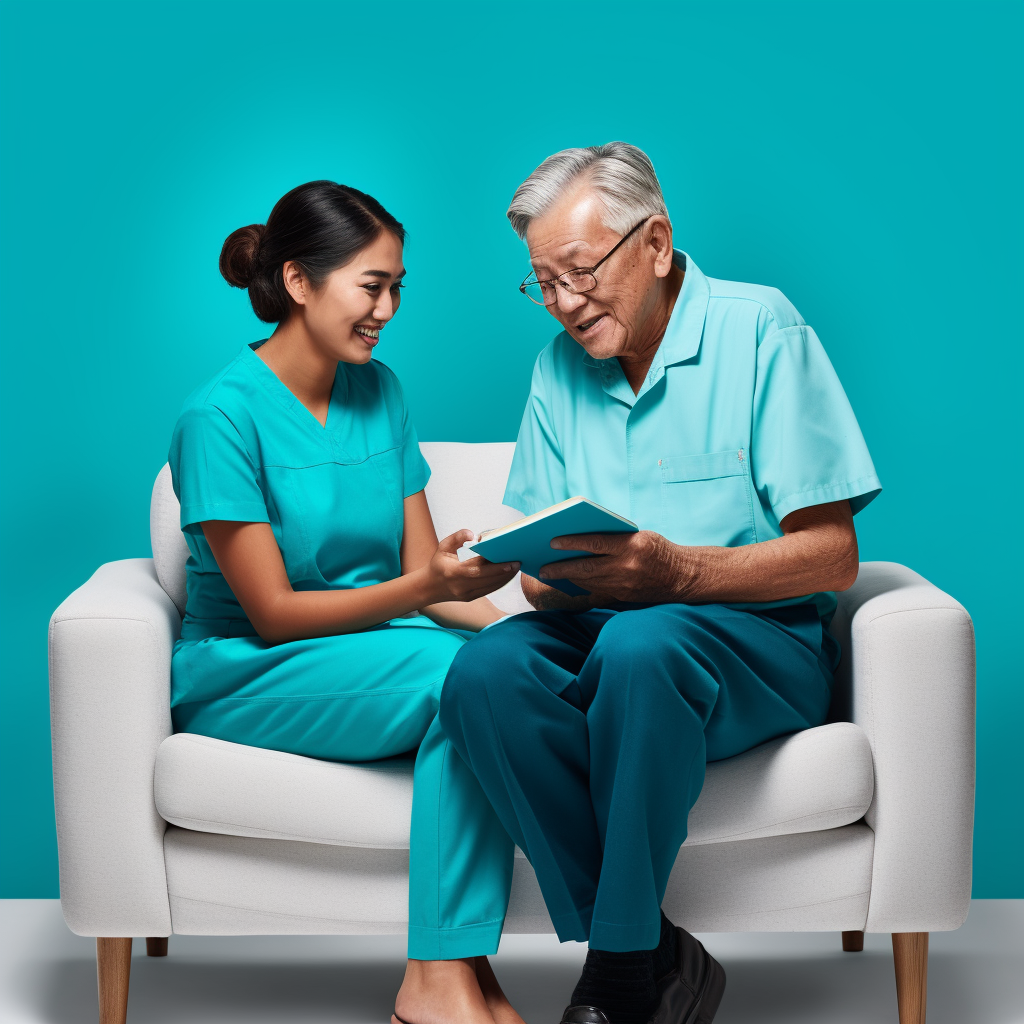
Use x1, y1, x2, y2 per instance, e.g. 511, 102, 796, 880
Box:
522, 279, 557, 305
563, 270, 597, 294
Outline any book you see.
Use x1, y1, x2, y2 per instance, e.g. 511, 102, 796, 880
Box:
463, 497, 638, 596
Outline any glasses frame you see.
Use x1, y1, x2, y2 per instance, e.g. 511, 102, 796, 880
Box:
518, 216, 651, 306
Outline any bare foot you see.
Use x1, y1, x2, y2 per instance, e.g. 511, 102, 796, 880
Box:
476, 956, 528, 1024
394, 958, 495, 1024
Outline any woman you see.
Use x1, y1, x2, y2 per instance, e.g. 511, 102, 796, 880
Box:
169, 181, 522, 1024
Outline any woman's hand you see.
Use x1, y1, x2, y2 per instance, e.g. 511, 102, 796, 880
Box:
423, 530, 520, 604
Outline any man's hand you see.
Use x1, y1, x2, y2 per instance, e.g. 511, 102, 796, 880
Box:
531, 500, 859, 609
539, 530, 692, 604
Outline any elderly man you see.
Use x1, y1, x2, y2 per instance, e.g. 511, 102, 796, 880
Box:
439, 143, 880, 1024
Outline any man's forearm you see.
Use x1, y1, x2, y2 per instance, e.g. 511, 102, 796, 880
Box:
537, 501, 860, 606
669, 505, 860, 604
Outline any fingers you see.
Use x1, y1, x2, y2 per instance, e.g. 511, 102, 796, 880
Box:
437, 529, 477, 554
539, 557, 599, 580
457, 555, 520, 577
453, 563, 520, 601
550, 533, 623, 554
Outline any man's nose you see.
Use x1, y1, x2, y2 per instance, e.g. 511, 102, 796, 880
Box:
554, 285, 587, 315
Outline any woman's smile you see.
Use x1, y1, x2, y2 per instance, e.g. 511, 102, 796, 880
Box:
354, 324, 382, 346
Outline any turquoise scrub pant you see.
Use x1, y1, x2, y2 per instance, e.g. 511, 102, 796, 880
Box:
170, 618, 514, 960
439, 602, 839, 953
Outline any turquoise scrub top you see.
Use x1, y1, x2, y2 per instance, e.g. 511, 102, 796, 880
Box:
504, 251, 882, 623
168, 342, 430, 642
167, 346, 517, 962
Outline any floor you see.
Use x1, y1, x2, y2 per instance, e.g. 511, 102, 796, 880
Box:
1, 900, 1021, 1024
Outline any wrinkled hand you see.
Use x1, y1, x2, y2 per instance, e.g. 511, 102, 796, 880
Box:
539, 530, 693, 604
428, 530, 520, 603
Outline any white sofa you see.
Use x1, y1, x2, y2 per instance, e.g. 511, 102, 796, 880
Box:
48, 442, 976, 1024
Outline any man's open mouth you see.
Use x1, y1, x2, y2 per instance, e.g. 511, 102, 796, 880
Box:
575, 314, 605, 334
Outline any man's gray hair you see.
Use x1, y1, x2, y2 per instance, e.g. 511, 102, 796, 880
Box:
507, 142, 668, 240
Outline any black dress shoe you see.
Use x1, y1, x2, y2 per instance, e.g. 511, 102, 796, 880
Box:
648, 927, 725, 1024
558, 1006, 612, 1024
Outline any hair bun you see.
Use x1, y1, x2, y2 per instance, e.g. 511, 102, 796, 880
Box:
219, 223, 266, 288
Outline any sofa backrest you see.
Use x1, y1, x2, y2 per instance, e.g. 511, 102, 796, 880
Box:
149, 441, 531, 619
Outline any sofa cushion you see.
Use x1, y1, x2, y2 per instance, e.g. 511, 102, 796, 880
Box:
155, 721, 873, 850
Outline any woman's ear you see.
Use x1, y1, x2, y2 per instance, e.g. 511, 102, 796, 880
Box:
648, 216, 675, 279
281, 261, 309, 305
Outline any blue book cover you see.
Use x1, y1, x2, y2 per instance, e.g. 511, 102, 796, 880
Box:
465, 497, 638, 596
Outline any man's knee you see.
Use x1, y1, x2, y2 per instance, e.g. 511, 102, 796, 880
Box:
588, 606, 720, 703
439, 619, 535, 734
591, 605, 690, 663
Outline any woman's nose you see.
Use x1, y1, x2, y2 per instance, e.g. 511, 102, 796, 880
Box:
373, 295, 395, 322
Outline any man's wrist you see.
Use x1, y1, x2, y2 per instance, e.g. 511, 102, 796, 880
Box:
665, 540, 707, 602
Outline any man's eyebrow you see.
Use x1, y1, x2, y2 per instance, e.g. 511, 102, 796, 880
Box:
562, 242, 590, 260
533, 243, 591, 273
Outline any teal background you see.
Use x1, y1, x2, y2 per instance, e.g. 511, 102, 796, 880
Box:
0, 0, 1021, 898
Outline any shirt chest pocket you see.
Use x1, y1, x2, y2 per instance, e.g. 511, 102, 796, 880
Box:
659, 449, 756, 547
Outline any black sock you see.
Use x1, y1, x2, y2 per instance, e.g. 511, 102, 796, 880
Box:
651, 911, 678, 980
570, 947, 657, 1024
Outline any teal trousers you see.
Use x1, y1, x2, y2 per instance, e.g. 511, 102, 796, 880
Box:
440, 602, 838, 952
170, 617, 514, 959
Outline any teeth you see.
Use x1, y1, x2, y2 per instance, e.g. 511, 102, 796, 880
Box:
355, 327, 380, 338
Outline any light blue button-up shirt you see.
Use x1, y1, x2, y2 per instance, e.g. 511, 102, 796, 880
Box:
503, 251, 881, 622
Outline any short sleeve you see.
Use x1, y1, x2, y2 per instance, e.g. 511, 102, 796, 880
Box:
752, 324, 881, 523
504, 351, 568, 515
400, 407, 430, 497
384, 369, 430, 497
169, 405, 270, 529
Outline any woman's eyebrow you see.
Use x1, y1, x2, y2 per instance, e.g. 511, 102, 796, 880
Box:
361, 268, 407, 280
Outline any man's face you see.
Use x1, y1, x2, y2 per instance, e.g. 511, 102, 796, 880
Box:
525, 188, 665, 361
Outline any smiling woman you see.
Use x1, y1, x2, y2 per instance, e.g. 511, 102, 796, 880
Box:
167, 180, 525, 1024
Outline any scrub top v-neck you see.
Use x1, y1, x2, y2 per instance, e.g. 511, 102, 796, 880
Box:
169, 341, 430, 642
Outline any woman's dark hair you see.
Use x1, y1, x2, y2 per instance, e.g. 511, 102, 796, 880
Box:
219, 181, 405, 323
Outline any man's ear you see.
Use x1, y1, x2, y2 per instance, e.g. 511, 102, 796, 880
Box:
282, 261, 309, 305
648, 216, 675, 279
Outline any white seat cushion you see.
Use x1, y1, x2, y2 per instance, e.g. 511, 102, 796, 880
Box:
155, 722, 873, 850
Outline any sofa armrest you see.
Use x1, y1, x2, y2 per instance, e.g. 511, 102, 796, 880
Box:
48, 558, 178, 936
831, 561, 976, 933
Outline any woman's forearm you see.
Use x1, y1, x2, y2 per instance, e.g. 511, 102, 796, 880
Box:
257, 569, 437, 643
420, 596, 507, 631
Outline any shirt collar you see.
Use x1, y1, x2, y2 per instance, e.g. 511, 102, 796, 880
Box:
657, 250, 710, 366
582, 250, 709, 374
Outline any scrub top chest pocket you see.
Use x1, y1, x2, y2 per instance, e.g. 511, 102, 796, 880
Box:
659, 449, 756, 548
264, 446, 406, 592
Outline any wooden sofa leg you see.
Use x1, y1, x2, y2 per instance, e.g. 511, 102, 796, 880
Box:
842, 930, 864, 952
97, 938, 132, 1024
146, 937, 168, 957
892, 932, 928, 1024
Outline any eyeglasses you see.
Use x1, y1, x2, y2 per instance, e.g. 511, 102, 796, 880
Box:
519, 217, 649, 306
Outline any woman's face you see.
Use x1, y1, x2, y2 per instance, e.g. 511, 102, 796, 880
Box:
293, 231, 405, 364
